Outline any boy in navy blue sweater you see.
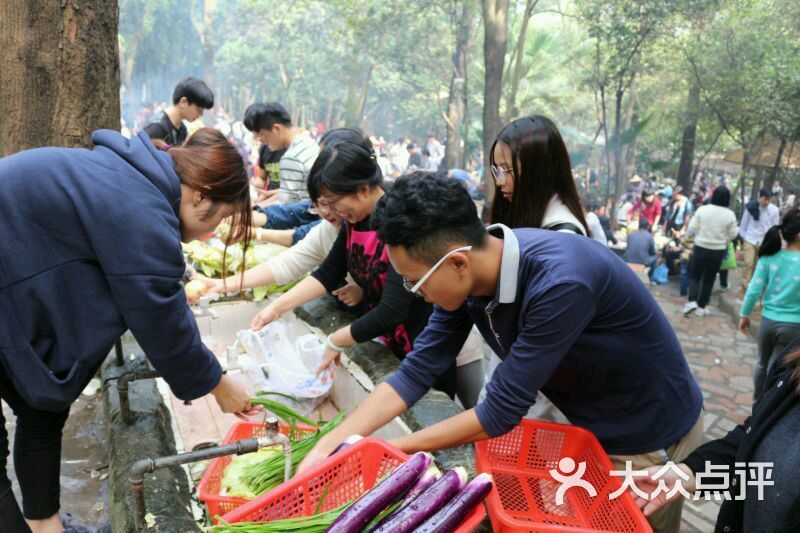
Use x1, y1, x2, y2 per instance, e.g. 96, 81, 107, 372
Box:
299, 173, 703, 533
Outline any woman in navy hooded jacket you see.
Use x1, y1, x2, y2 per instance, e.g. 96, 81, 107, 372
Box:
0, 128, 257, 532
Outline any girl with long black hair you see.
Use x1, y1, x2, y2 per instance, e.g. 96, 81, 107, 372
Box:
489, 115, 589, 236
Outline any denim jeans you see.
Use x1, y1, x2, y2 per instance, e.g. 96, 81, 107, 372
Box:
679, 259, 690, 296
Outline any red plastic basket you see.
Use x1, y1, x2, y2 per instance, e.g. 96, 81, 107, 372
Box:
198, 420, 316, 521
220, 437, 485, 532
475, 420, 652, 533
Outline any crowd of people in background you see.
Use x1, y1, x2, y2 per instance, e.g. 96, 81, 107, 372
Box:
138, 77, 800, 421
121, 79, 484, 205
94, 76, 800, 533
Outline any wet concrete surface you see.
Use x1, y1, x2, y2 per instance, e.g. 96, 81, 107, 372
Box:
3, 386, 110, 527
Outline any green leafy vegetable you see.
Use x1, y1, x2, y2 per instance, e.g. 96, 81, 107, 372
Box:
182, 240, 301, 299
242, 412, 346, 495
220, 446, 282, 499
208, 502, 351, 532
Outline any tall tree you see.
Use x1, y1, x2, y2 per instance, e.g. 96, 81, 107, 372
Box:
577, 0, 676, 215
0, 0, 120, 155
676, 80, 701, 192
481, 0, 510, 209
504, 0, 539, 122
192, 0, 218, 116
444, 0, 475, 170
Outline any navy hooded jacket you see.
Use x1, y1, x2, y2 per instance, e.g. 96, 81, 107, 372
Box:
0, 130, 222, 411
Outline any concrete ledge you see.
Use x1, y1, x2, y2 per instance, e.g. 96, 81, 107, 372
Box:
102, 296, 489, 531
101, 334, 198, 532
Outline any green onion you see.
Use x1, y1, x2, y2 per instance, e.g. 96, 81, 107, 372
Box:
208, 502, 351, 532
242, 412, 345, 495
251, 395, 320, 430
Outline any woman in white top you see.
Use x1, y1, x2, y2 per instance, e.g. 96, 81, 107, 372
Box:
683, 186, 739, 316
489, 115, 589, 236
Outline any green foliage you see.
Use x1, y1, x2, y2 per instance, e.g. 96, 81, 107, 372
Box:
120, 0, 800, 186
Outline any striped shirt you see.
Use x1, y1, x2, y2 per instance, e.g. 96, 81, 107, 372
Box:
279, 130, 319, 204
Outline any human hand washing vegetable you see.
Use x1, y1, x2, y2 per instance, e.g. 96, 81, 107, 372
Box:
185, 276, 218, 304
211, 375, 261, 420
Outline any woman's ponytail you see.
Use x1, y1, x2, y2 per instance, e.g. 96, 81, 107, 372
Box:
758, 225, 783, 257
758, 207, 800, 257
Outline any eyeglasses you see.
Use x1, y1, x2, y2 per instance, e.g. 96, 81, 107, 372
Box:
490, 164, 513, 185
308, 200, 332, 216
318, 194, 347, 215
402, 246, 473, 295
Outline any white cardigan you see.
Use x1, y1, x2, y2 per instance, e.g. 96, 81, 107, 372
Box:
688, 204, 739, 251
268, 220, 339, 285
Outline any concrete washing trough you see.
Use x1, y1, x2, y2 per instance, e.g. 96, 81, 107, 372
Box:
101, 294, 484, 531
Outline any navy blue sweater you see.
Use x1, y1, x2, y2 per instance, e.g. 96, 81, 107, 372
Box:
0, 131, 222, 411
386, 225, 703, 455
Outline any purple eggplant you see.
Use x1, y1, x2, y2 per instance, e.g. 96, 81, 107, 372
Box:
328, 434, 364, 456
371, 467, 468, 533
402, 466, 441, 505
415, 473, 493, 533
325, 452, 432, 533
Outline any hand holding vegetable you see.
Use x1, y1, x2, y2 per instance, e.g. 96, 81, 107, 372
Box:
189, 275, 227, 300
211, 374, 260, 419
184, 279, 210, 304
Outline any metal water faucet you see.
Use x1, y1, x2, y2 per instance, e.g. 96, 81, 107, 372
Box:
224, 343, 240, 371
192, 293, 220, 319
130, 417, 291, 530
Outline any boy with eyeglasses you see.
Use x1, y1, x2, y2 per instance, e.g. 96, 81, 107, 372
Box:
298, 172, 704, 533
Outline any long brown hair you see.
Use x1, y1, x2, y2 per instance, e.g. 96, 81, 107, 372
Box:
155, 128, 252, 280
489, 115, 588, 233
783, 347, 800, 395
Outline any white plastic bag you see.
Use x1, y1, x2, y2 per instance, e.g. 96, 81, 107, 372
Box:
235, 322, 333, 414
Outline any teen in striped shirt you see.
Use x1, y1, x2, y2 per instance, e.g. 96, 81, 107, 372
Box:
243, 102, 319, 204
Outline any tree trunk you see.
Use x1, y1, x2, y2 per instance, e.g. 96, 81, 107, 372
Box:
194, 0, 217, 123
732, 147, 751, 209
600, 84, 613, 215
505, 0, 539, 122
623, 82, 638, 180
444, 0, 474, 170
481, 0, 510, 215
325, 98, 335, 130
748, 134, 768, 199
767, 137, 788, 189
612, 90, 624, 211
690, 127, 722, 185
676, 80, 700, 192
461, 42, 471, 168
0, 0, 120, 155
343, 63, 373, 128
